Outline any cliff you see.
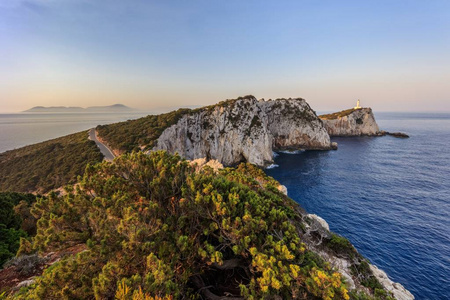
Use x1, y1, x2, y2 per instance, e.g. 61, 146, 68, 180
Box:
320, 107, 380, 136
153, 96, 333, 167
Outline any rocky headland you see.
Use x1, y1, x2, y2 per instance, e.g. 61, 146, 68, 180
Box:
153, 96, 334, 167
319, 107, 409, 138
319, 107, 381, 136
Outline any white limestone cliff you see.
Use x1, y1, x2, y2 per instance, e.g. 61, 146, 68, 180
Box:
320, 108, 380, 136
152, 96, 333, 167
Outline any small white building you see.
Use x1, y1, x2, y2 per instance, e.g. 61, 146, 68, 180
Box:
354, 99, 361, 109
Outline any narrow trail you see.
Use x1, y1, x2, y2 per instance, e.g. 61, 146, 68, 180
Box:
88, 128, 116, 161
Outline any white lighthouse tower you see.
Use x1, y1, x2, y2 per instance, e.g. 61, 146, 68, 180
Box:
354, 99, 361, 109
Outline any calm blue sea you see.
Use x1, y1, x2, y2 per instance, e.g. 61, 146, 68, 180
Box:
0, 112, 151, 153
266, 113, 450, 299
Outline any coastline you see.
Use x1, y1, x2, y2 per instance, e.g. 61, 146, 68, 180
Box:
276, 183, 414, 300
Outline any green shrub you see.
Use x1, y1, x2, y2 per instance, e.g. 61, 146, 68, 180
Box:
13, 151, 350, 299
0, 192, 37, 267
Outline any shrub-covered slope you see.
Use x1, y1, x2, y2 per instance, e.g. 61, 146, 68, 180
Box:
7, 152, 395, 299
0, 192, 37, 267
0, 131, 103, 194
319, 109, 359, 120
96, 109, 191, 154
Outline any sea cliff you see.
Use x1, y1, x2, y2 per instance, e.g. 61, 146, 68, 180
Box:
153, 96, 332, 167
320, 108, 381, 136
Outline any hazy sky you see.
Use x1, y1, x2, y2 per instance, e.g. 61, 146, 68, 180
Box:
1, 0, 449, 113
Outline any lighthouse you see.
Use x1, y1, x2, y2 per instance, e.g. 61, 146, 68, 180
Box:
354, 99, 361, 109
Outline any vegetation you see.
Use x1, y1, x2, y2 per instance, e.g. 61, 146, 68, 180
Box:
319, 108, 360, 120
11, 151, 352, 299
191, 95, 256, 114
0, 192, 37, 267
0, 131, 103, 193
96, 109, 191, 153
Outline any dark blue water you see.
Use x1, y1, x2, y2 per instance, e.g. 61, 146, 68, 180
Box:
266, 113, 450, 299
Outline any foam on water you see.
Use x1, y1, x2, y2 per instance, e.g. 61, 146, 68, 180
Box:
265, 164, 279, 169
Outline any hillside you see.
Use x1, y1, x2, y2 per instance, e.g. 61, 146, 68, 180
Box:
0, 131, 103, 193
2, 152, 400, 299
96, 108, 190, 154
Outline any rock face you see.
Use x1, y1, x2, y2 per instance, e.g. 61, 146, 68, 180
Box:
320, 108, 380, 136
370, 265, 415, 300
153, 96, 332, 167
303, 214, 415, 300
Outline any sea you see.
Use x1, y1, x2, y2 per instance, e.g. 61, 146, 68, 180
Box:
266, 112, 450, 299
0, 112, 449, 299
0, 112, 151, 153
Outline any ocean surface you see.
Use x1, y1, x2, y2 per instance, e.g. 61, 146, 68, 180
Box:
266, 112, 450, 299
0, 112, 151, 153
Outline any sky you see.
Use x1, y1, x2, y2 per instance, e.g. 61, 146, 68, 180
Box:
1, 0, 449, 113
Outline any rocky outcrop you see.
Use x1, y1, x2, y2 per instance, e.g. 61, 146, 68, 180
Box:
277, 184, 288, 195
379, 131, 410, 138
189, 158, 224, 173
152, 96, 333, 167
261, 99, 332, 150
370, 265, 415, 300
302, 214, 414, 300
320, 108, 380, 136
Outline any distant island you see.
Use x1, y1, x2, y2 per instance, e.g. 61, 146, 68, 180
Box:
23, 104, 135, 113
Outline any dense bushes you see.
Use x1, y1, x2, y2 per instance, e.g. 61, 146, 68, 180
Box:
12, 151, 350, 299
0, 192, 37, 267
319, 108, 358, 120
0, 131, 103, 193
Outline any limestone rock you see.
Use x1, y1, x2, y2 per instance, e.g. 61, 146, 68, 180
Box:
370, 264, 415, 300
153, 96, 333, 167
277, 185, 288, 195
320, 108, 380, 136
261, 99, 331, 151
307, 214, 330, 231
189, 158, 224, 173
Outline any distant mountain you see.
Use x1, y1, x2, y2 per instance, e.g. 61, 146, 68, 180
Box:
23, 104, 134, 113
